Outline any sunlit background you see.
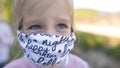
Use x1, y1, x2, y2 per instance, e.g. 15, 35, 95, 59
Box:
0, 0, 120, 68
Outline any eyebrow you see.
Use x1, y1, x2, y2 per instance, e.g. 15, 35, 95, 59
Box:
24, 17, 42, 24
55, 17, 70, 23
24, 17, 71, 25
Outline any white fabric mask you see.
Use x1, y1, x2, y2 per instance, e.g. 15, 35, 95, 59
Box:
17, 30, 76, 66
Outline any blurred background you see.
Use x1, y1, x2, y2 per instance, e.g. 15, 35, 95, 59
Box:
0, 0, 120, 68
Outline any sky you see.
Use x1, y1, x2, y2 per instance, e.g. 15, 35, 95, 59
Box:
74, 0, 120, 13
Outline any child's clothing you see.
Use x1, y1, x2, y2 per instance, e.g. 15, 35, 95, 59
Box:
4, 54, 89, 68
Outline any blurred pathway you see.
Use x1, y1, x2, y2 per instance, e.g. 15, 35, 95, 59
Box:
75, 23, 120, 39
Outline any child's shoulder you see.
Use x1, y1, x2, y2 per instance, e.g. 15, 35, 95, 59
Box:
66, 54, 89, 68
4, 56, 26, 68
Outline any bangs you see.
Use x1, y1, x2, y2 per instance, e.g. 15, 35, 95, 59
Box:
13, 0, 74, 31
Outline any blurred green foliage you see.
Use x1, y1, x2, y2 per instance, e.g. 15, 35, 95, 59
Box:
75, 32, 120, 60
9, 42, 23, 61
75, 32, 107, 51
106, 45, 120, 60
0, 0, 13, 24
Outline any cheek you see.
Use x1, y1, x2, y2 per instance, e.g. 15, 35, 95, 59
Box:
56, 28, 71, 36
65, 25, 72, 36
22, 29, 41, 34
22, 29, 28, 34
65, 29, 71, 36
56, 25, 71, 36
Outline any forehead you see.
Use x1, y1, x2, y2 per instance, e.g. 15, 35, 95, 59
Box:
23, 0, 71, 22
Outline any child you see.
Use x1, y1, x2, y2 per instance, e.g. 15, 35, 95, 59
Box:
0, 21, 14, 68
5, 0, 89, 68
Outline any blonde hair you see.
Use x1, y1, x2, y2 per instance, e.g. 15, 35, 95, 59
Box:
13, 0, 74, 31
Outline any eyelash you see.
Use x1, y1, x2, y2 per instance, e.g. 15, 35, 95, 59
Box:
57, 23, 67, 29
28, 23, 67, 30
29, 25, 41, 30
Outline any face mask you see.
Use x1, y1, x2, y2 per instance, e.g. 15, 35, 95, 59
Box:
17, 30, 76, 66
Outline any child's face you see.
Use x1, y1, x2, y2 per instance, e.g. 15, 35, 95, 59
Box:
22, 0, 71, 36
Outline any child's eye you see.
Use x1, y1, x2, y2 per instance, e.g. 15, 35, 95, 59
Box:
57, 24, 67, 29
29, 25, 41, 30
